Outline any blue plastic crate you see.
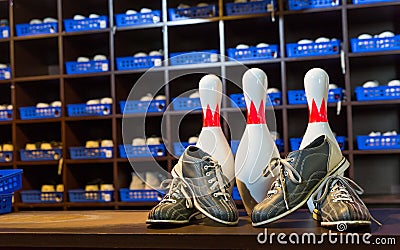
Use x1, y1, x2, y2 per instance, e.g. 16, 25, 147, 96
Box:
15, 22, 58, 37
232, 186, 241, 201
353, 0, 400, 4
229, 92, 282, 108
354, 86, 400, 101
115, 10, 161, 27
0, 192, 12, 214
120, 188, 164, 202
67, 103, 112, 117
225, 0, 276, 16
69, 147, 113, 160
290, 136, 346, 151
0, 169, 23, 193
286, 40, 340, 57
65, 60, 109, 75
287, 88, 344, 105
19, 106, 61, 120
64, 16, 108, 32
0, 110, 12, 121
0, 26, 10, 39
0, 67, 11, 80
120, 100, 166, 114
0, 151, 13, 163
116, 55, 163, 70
288, 0, 340, 10
20, 149, 62, 161
173, 142, 196, 156
350, 35, 400, 53
170, 50, 219, 66
171, 97, 201, 111
230, 139, 284, 154
20, 190, 63, 203
357, 135, 400, 150
227, 45, 279, 61
169, 5, 218, 21
119, 144, 166, 158
68, 189, 114, 202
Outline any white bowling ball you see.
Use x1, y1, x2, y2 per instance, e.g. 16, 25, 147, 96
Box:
388, 80, 400, 86
267, 87, 280, 93
298, 39, 313, 44
378, 31, 395, 38
358, 33, 372, 39
73, 14, 86, 20
362, 80, 379, 88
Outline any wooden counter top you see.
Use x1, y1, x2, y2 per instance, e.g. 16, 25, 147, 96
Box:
0, 208, 398, 249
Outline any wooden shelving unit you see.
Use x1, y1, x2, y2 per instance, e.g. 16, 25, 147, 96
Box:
0, 0, 399, 210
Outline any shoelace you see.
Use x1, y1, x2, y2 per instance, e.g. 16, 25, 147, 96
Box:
160, 178, 193, 209
312, 175, 382, 226
202, 156, 231, 201
263, 157, 302, 210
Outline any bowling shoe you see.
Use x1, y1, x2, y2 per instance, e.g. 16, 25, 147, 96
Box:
146, 177, 202, 224
311, 175, 381, 228
251, 135, 350, 226
172, 146, 239, 225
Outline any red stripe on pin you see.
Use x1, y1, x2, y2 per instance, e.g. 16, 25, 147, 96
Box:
247, 100, 266, 124
308, 98, 328, 123
203, 104, 220, 127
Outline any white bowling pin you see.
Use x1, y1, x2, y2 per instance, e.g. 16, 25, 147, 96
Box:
300, 68, 344, 213
300, 68, 340, 152
235, 68, 280, 215
195, 75, 235, 186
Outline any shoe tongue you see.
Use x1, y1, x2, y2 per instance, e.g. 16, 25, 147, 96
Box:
184, 146, 210, 161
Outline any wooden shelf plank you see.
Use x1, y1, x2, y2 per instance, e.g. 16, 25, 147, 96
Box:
353, 150, 400, 155
62, 29, 111, 37
64, 159, 114, 164
13, 33, 58, 41
348, 50, 400, 58
14, 74, 61, 82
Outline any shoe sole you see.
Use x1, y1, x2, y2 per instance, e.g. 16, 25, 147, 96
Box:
146, 211, 203, 225
252, 157, 350, 227
321, 220, 371, 227
173, 168, 239, 226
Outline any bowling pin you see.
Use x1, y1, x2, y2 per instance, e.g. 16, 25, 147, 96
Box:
300, 68, 341, 153
235, 68, 280, 215
300, 68, 347, 213
196, 75, 235, 187
172, 75, 235, 189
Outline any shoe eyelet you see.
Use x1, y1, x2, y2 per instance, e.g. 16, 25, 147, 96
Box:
213, 193, 217, 197
172, 200, 177, 203
203, 166, 208, 170
206, 172, 210, 176
208, 180, 213, 183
